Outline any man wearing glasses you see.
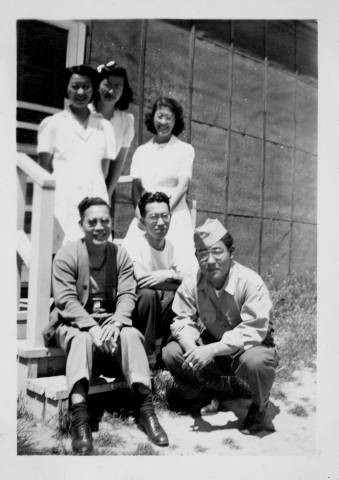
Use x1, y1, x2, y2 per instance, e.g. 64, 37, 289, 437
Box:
123, 192, 183, 367
162, 218, 278, 434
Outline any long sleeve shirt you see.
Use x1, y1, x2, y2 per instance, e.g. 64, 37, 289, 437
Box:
170, 260, 274, 355
52, 239, 136, 330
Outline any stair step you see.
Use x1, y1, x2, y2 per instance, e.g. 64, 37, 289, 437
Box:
26, 375, 128, 401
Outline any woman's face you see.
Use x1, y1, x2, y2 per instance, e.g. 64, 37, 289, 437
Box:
153, 106, 175, 141
98, 75, 124, 105
67, 73, 93, 109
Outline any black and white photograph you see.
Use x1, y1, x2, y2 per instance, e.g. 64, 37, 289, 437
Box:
2, 0, 339, 478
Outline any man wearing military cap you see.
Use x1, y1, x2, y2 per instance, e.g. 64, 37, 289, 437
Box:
162, 218, 278, 434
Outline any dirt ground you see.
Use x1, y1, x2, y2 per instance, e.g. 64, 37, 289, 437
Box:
18, 366, 316, 455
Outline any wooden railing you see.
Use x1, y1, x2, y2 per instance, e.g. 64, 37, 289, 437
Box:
17, 153, 55, 348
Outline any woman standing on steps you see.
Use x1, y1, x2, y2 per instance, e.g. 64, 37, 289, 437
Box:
125, 95, 198, 276
37, 64, 117, 250
91, 61, 135, 200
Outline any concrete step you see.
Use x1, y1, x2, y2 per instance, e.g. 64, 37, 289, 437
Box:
25, 374, 128, 425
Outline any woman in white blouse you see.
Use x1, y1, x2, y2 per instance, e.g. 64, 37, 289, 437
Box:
38, 65, 116, 249
91, 61, 135, 198
125, 96, 198, 276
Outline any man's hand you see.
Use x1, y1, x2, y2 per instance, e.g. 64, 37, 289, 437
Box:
137, 271, 171, 289
88, 325, 104, 350
182, 344, 216, 371
100, 323, 121, 355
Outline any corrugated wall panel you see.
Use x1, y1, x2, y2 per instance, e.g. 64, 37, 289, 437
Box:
228, 132, 263, 216
260, 219, 290, 276
293, 151, 317, 224
296, 81, 317, 154
143, 21, 190, 114
227, 216, 261, 271
291, 223, 317, 272
191, 122, 227, 213
231, 53, 264, 138
192, 37, 229, 129
266, 68, 295, 147
264, 143, 293, 220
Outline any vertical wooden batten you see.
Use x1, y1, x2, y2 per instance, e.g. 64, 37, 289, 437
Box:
257, 23, 268, 274
288, 22, 298, 275
224, 25, 234, 229
137, 20, 148, 146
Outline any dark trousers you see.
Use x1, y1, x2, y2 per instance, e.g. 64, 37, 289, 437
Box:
132, 288, 175, 355
162, 339, 278, 411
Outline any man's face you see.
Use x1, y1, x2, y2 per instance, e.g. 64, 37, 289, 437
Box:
81, 205, 112, 246
142, 202, 171, 241
196, 239, 232, 287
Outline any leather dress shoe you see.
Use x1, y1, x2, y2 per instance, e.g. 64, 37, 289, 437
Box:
200, 397, 220, 416
71, 421, 93, 454
137, 412, 169, 447
240, 403, 275, 435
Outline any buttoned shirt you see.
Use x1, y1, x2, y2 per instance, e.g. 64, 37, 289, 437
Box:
170, 260, 274, 354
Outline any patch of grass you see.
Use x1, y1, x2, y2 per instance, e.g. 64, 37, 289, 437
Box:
131, 442, 159, 455
96, 430, 125, 448
194, 444, 208, 453
222, 437, 241, 450
264, 270, 316, 382
17, 395, 33, 421
17, 419, 36, 455
288, 404, 309, 417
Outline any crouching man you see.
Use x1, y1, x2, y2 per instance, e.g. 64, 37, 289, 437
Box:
123, 192, 183, 364
50, 197, 168, 453
162, 218, 278, 434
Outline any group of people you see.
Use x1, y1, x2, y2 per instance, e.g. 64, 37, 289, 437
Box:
39, 62, 278, 454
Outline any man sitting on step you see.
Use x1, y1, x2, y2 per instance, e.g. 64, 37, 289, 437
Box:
123, 192, 183, 367
162, 218, 279, 434
50, 196, 168, 454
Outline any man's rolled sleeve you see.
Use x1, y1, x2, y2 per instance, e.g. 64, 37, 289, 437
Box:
52, 249, 96, 330
221, 280, 272, 352
111, 246, 137, 326
170, 276, 200, 344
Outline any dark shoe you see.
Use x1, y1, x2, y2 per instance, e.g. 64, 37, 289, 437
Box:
240, 403, 275, 435
137, 412, 169, 447
200, 397, 220, 416
71, 421, 93, 454
70, 402, 93, 454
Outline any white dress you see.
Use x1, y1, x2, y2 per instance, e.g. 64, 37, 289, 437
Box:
37, 108, 116, 248
125, 135, 198, 276
89, 105, 135, 155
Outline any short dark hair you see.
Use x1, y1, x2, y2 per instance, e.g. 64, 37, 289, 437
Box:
138, 191, 170, 218
145, 96, 185, 136
221, 232, 235, 254
78, 196, 111, 222
63, 65, 99, 102
94, 62, 134, 110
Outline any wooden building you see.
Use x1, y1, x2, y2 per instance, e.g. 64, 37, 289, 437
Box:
17, 19, 317, 276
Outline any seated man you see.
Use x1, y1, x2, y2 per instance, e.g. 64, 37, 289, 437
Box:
162, 218, 278, 434
50, 196, 168, 453
123, 192, 183, 362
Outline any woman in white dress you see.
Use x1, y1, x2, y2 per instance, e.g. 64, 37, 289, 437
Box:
125, 96, 198, 276
38, 65, 117, 249
91, 61, 135, 198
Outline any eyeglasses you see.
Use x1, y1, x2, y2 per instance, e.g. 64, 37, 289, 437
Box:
197, 247, 225, 262
84, 218, 112, 228
145, 213, 171, 224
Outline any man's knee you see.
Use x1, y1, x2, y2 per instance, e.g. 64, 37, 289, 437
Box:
69, 330, 93, 352
239, 346, 276, 374
120, 326, 144, 345
162, 341, 183, 368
